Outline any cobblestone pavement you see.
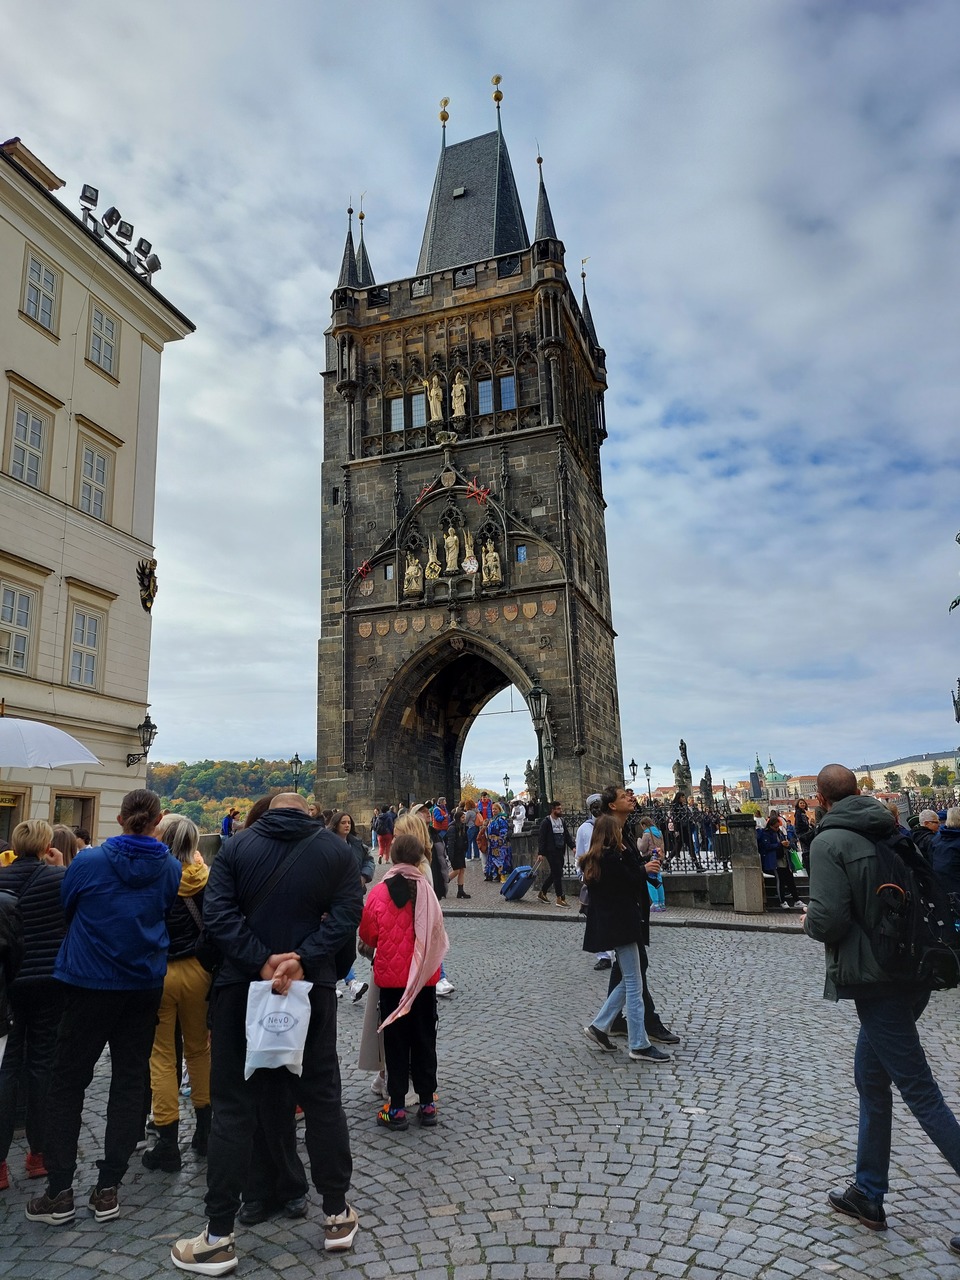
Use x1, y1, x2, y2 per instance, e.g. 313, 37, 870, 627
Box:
3, 916, 960, 1279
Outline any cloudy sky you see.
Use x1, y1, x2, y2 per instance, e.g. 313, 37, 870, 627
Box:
5, 0, 959, 793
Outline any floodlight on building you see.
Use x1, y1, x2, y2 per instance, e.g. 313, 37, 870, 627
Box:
135, 237, 152, 257
80, 184, 99, 208
102, 205, 121, 229
143, 253, 161, 275
116, 220, 134, 242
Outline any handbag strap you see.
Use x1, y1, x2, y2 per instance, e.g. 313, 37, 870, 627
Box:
182, 894, 204, 932
244, 827, 324, 921
11, 860, 48, 901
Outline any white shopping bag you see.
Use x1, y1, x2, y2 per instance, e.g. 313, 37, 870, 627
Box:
244, 980, 313, 1079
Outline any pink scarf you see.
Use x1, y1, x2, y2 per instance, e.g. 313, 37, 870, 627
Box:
377, 862, 449, 1032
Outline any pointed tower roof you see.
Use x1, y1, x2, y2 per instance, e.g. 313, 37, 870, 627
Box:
337, 207, 359, 288
355, 208, 375, 286
534, 155, 557, 241
580, 265, 599, 347
416, 109, 529, 274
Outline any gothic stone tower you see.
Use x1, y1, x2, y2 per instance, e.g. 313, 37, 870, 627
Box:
317, 102, 623, 809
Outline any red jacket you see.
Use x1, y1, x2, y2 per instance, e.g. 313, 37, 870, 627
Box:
359, 879, 440, 989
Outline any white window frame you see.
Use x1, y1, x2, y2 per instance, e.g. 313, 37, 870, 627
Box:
21, 249, 61, 335
87, 301, 120, 377
10, 402, 46, 489
69, 606, 103, 689
78, 441, 109, 520
0, 580, 36, 674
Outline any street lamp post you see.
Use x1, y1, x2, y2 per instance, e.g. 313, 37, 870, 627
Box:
628, 758, 638, 783
290, 752, 302, 792
526, 682, 549, 819
544, 739, 556, 802
126, 713, 158, 768
643, 761, 652, 804
503, 772, 510, 801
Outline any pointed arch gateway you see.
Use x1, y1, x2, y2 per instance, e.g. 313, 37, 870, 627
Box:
364, 631, 546, 805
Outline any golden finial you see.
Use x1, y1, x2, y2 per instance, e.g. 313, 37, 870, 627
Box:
358, 192, 365, 224
492, 74, 503, 106
439, 96, 450, 124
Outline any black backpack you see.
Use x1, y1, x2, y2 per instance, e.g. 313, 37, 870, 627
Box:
866, 834, 960, 990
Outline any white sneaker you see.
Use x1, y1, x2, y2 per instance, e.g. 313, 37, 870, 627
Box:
335, 981, 346, 999
370, 1072, 389, 1099
435, 977, 455, 997
349, 979, 369, 1003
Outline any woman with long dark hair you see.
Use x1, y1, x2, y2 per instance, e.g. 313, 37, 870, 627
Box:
579, 814, 670, 1062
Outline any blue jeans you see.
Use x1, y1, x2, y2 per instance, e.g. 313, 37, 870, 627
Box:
591, 943, 651, 1052
466, 827, 479, 860
853, 990, 960, 1202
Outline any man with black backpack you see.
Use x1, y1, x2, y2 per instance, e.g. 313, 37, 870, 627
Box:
804, 763, 960, 1252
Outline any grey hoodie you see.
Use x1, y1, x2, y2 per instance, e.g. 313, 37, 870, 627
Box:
803, 794, 916, 1000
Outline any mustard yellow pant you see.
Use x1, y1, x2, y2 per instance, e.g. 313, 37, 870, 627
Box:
149, 956, 211, 1126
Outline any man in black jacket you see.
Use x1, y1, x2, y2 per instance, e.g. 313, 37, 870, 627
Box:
171, 794, 363, 1274
536, 802, 575, 907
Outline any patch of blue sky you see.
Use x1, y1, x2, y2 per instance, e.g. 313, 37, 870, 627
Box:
661, 400, 709, 428
785, 656, 868, 682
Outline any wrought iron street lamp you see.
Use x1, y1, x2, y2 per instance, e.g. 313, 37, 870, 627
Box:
126, 713, 158, 768
643, 761, 652, 803
291, 752, 302, 791
628, 758, 638, 782
526, 681, 549, 819
503, 772, 510, 800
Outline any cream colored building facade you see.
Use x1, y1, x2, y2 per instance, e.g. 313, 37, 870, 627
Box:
0, 139, 192, 843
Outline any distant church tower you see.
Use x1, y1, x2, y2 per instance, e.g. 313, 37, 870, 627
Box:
317, 87, 623, 808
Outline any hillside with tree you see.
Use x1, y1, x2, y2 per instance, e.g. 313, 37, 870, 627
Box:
147, 758, 317, 832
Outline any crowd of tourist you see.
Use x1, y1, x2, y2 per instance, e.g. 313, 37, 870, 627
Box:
4, 774, 960, 1270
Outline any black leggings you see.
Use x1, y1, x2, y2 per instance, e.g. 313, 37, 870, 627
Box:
380, 985, 438, 1111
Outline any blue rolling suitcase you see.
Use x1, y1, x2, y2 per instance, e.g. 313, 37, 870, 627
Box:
500, 865, 536, 901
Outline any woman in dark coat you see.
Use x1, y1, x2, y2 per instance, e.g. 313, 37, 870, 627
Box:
579, 815, 669, 1061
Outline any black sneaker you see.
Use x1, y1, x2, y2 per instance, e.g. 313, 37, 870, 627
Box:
647, 1023, 681, 1045
25, 1188, 75, 1223
593, 957, 612, 970
828, 1185, 886, 1230
282, 1195, 308, 1219
608, 1013, 628, 1036
628, 1044, 671, 1063
237, 1199, 275, 1225
581, 1024, 616, 1053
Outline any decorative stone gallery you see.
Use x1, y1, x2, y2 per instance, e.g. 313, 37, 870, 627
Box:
317, 97, 623, 807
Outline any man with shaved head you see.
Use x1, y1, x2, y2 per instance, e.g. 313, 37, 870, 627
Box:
804, 764, 960, 1253
171, 791, 363, 1272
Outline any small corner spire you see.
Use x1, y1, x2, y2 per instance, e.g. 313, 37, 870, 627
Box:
356, 192, 376, 287
580, 256, 599, 346
534, 153, 558, 241
336, 203, 359, 289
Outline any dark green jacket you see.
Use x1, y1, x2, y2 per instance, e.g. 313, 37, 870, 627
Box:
804, 795, 911, 1001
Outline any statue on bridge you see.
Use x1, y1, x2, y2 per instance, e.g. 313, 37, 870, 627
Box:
672, 739, 693, 799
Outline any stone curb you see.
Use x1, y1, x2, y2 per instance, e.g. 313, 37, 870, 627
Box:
440, 904, 805, 935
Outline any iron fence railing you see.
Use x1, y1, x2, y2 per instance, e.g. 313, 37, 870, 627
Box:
537, 804, 733, 879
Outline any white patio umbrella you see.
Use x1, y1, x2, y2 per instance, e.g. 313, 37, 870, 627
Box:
0, 716, 101, 769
